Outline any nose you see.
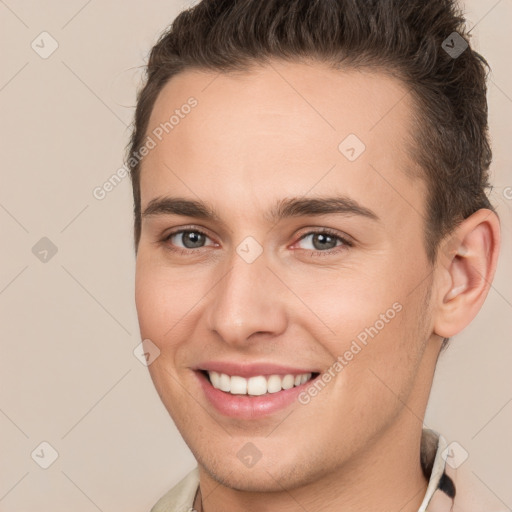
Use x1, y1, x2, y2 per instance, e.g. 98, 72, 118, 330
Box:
204, 249, 288, 347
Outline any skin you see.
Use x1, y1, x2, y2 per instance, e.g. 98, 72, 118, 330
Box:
134, 59, 500, 512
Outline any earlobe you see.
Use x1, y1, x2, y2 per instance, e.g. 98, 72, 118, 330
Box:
433, 209, 500, 339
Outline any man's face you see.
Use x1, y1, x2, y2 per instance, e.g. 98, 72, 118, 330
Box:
135, 60, 441, 491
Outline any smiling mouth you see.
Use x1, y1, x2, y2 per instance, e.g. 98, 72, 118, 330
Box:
200, 370, 320, 396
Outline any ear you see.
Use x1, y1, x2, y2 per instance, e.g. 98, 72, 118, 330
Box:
433, 208, 501, 338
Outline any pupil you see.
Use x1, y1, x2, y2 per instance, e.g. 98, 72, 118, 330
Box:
313, 233, 336, 250
183, 231, 204, 248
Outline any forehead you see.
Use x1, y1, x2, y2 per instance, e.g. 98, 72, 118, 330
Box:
140, 59, 425, 227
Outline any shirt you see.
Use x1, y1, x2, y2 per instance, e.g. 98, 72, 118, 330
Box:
150, 428, 507, 512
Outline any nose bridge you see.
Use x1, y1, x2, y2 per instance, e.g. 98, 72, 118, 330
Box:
205, 248, 286, 345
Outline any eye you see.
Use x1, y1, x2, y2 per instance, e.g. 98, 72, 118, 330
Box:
294, 229, 352, 253
160, 226, 352, 256
163, 228, 216, 252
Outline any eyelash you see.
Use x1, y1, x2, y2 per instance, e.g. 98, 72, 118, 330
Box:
294, 228, 353, 255
161, 226, 353, 257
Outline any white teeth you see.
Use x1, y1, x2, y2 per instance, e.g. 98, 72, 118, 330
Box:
209, 370, 220, 388
267, 375, 283, 393
247, 376, 267, 396
230, 376, 247, 394
206, 371, 314, 396
281, 374, 295, 389
219, 373, 231, 392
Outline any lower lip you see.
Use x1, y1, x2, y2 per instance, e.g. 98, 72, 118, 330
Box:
195, 371, 318, 420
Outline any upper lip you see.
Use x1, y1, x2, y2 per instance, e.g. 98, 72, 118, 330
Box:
194, 361, 320, 378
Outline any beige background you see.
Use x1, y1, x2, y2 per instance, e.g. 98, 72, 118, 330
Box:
0, 1, 511, 510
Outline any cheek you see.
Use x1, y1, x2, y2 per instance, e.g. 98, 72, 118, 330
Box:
342, 286, 430, 410
134, 260, 199, 414
292, 266, 427, 396
135, 257, 179, 341
134, 255, 213, 348
135, 270, 164, 339
287, 267, 404, 351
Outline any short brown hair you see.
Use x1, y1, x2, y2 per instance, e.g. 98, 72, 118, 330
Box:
127, 0, 495, 264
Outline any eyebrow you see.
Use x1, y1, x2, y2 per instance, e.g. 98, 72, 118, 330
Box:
141, 195, 380, 223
